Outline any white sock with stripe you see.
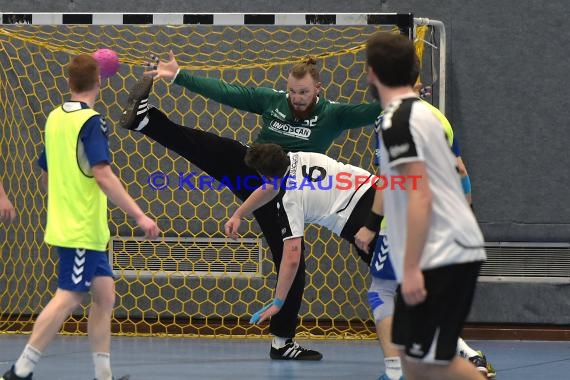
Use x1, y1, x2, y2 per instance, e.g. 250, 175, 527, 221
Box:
93, 352, 112, 380
14, 344, 41, 377
384, 357, 402, 380
272, 336, 288, 349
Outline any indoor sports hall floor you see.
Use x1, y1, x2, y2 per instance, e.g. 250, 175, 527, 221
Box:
0, 335, 568, 379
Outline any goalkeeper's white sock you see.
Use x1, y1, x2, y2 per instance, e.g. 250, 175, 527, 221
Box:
457, 337, 479, 358
14, 344, 41, 377
272, 336, 288, 349
93, 352, 112, 380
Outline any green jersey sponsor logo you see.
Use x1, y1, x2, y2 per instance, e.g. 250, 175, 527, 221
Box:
269, 120, 311, 140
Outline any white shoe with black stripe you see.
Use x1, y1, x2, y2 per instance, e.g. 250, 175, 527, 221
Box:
119, 76, 153, 131
270, 339, 323, 361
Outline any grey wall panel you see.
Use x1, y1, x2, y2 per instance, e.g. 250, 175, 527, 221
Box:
469, 282, 570, 324
385, 1, 570, 241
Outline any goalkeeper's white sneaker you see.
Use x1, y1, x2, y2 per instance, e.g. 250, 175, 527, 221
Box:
270, 339, 322, 361
119, 76, 153, 131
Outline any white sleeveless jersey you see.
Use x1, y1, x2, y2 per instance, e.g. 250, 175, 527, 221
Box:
378, 96, 486, 280
278, 151, 372, 240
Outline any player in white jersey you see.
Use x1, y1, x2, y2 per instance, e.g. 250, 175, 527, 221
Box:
224, 142, 384, 325
360, 56, 494, 380
362, 116, 493, 380
359, 32, 486, 380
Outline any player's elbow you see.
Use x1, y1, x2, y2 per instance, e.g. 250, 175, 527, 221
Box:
420, 189, 432, 208
92, 163, 115, 189
283, 238, 302, 268
40, 171, 48, 192
284, 253, 301, 268
283, 249, 302, 269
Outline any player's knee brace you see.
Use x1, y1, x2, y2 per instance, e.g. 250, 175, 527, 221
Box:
367, 277, 398, 322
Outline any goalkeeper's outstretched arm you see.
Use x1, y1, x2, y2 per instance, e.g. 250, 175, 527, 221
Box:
144, 50, 276, 115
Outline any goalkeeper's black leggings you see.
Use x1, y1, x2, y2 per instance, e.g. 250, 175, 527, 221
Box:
139, 107, 303, 338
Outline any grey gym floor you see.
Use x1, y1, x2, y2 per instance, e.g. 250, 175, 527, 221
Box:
0, 335, 568, 379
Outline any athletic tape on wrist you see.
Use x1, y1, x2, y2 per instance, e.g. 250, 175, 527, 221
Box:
273, 298, 285, 308
461, 175, 472, 194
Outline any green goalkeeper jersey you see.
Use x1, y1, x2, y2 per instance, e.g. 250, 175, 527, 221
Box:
174, 70, 380, 153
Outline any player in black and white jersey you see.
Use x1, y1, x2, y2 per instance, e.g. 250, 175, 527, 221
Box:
359, 32, 487, 380
224, 143, 384, 325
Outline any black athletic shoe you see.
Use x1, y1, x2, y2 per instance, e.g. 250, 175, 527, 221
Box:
270, 339, 323, 361
0, 366, 32, 380
119, 76, 153, 131
93, 376, 130, 380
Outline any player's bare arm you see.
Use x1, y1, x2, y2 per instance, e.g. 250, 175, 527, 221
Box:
456, 156, 473, 205
256, 237, 303, 324
354, 188, 384, 253
40, 171, 48, 193
225, 183, 279, 239
400, 161, 432, 306
92, 163, 160, 239
0, 181, 16, 223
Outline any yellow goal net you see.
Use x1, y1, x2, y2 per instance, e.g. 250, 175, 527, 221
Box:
0, 23, 427, 339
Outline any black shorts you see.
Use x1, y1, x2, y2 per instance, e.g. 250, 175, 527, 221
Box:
392, 261, 483, 363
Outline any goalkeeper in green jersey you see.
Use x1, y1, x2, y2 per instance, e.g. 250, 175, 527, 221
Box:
119, 53, 380, 360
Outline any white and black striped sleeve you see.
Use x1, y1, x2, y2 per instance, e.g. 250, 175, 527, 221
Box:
277, 191, 305, 241
381, 99, 425, 167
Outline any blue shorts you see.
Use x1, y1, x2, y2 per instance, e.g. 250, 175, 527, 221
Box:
370, 233, 396, 280
57, 247, 113, 292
